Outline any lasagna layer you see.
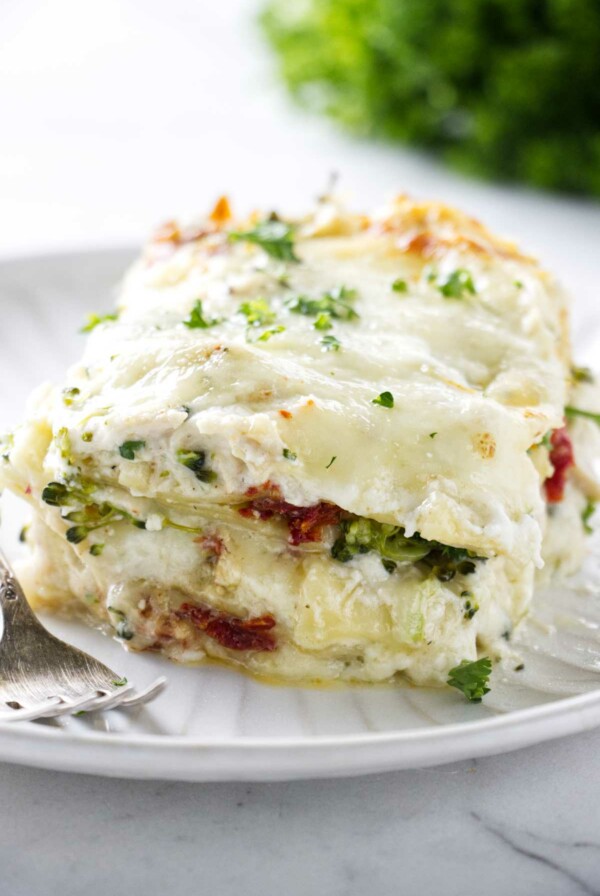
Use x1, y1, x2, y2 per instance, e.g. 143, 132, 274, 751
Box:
2, 194, 598, 686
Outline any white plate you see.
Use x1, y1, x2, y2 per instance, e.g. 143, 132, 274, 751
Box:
2, 248, 600, 782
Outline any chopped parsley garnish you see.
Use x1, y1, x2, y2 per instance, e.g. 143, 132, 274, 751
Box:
183, 300, 220, 329
571, 365, 594, 384
81, 312, 119, 333
19, 525, 29, 544
447, 658, 492, 703
325, 455, 337, 469
313, 313, 333, 331
331, 517, 484, 581
177, 449, 217, 483
320, 334, 341, 352
565, 405, 600, 427
251, 325, 286, 343
392, 278, 408, 293
287, 285, 358, 325
119, 440, 146, 460
582, 500, 596, 534
372, 391, 394, 408
90, 543, 105, 557
228, 219, 299, 262
429, 432, 437, 439
81, 431, 94, 443
238, 298, 276, 328
111, 677, 128, 688
283, 448, 297, 461
437, 269, 476, 299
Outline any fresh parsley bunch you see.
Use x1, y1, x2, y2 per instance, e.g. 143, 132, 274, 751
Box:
261, 0, 600, 196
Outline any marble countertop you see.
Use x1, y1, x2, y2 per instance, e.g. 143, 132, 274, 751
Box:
2, 732, 600, 896
2, 1, 600, 892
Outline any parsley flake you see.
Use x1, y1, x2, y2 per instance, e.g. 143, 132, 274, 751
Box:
321, 334, 341, 352
177, 449, 217, 483
287, 285, 358, 322
81, 312, 119, 333
571, 365, 595, 384
582, 499, 596, 534
90, 543, 105, 557
229, 219, 299, 262
239, 298, 276, 328
251, 325, 286, 343
313, 312, 333, 331
372, 391, 394, 408
437, 269, 476, 299
119, 440, 146, 460
283, 448, 297, 461
325, 455, 337, 469
392, 278, 408, 293
184, 300, 220, 329
447, 657, 492, 702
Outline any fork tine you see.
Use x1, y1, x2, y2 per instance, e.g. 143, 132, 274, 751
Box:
41, 691, 109, 719
0, 680, 165, 724
0, 697, 63, 723
118, 676, 168, 708
82, 684, 136, 713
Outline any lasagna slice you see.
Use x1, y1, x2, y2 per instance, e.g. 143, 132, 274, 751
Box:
2, 194, 599, 688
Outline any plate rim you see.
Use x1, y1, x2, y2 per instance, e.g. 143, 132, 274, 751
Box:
2, 246, 600, 780
0, 687, 599, 781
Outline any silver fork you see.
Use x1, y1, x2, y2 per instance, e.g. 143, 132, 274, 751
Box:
0, 549, 166, 722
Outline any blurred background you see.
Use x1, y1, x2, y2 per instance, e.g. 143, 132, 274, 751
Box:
1, 0, 599, 324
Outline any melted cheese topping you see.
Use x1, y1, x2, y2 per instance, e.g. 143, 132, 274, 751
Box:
0, 194, 590, 687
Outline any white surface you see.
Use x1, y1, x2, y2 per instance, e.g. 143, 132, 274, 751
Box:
2, 248, 600, 783
2, 0, 600, 889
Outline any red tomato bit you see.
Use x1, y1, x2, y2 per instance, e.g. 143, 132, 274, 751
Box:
544, 427, 575, 503
176, 603, 277, 652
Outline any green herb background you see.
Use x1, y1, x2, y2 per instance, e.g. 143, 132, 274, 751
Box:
261, 0, 600, 197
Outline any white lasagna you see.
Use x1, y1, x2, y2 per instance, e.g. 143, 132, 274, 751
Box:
2, 194, 599, 693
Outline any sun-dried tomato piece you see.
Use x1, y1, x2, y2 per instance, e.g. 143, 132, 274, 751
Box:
239, 494, 345, 545
176, 603, 277, 652
545, 427, 575, 503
